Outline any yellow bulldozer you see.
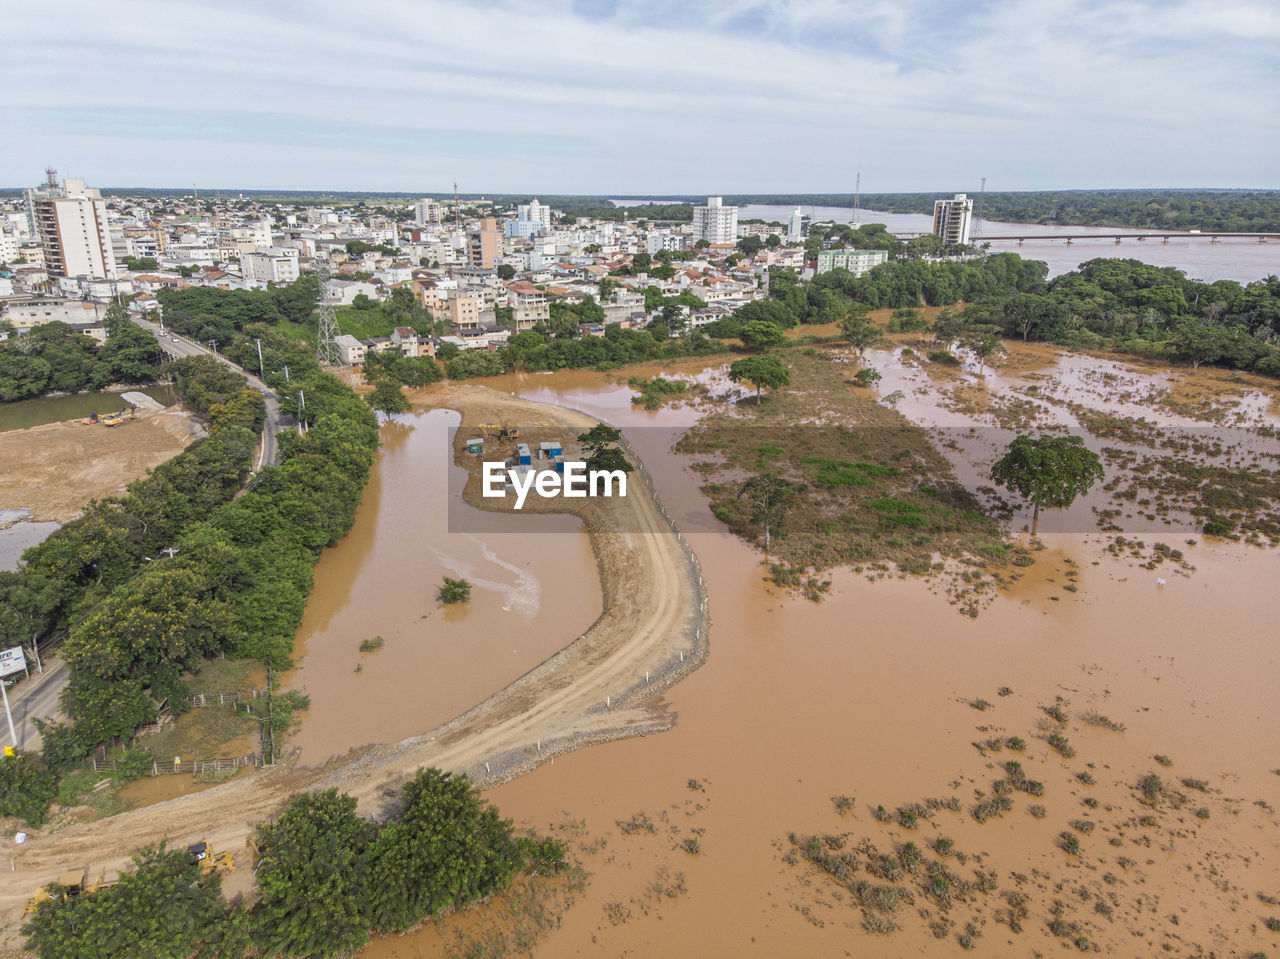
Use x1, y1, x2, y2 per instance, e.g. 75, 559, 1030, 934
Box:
22, 868, 89, 917
187, 840, 234, 876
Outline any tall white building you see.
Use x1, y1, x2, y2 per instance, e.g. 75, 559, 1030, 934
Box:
692, 196, 738, 245
787, 207, 805, 241
413, 198, 443, 225
517, 198, 553, 231
31, 177, 118, 280
932, 194, 974, 245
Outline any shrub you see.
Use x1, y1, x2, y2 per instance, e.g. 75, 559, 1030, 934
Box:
358, 635, 385, 652
1139, 773, 1163, 803
852, 367, 882, 387
438, 577, 471, 604
1007, 736, 1026, 751
0, 752, 59, 827
927, 350, 960, 365
1047, 731, 1076, 758
1061, 833, 1081, 855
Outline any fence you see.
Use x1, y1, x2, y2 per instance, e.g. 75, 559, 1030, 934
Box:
91, 753, 265, 777
184, 689, 270, 708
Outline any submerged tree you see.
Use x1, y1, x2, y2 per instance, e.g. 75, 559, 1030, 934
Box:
738, 473, 798, 552
990, 434, 1104, 527
728, 354, 790, 403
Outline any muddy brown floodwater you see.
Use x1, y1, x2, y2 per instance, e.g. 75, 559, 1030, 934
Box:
286, 407, 600, 765
361, 364, 1279, 959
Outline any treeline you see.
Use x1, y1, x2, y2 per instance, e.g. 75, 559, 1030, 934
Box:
155, 275, 319, 344
728, 252, 1280, 378
535, 197, 694, 223
443, 324, 730, 381
717, 190, 1280, 233
22, 769, 568, 959
0, 305, 162, 401
4, 327, 379, 765
970, 258, 1280, 376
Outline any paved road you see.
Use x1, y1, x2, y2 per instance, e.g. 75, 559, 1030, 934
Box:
132, 316, 286, 469
5, 660, 65, 752
7, 321, 294, 750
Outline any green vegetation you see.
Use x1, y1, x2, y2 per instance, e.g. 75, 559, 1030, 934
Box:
681, 352, 1003, 584
0, 752, 59, 827
4, 324, 378, 768
438, 577, 472, 604
155, 275, 320, 344
629, 375, 688, 409
728, 354, 790, 402
358, 635, 384, 652
461, 324, 729, 380
0, 304, 162, 401
990, 434, 1105, 523
23, 769, 564, 959
577, 423, 634, 476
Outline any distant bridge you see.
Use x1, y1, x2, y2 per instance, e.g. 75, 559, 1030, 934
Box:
895, 231, 1278, 244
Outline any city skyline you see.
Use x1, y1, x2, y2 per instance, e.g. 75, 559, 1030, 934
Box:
3, 0, 1278, 194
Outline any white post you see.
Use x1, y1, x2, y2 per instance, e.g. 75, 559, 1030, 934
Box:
1, 681, 17, 749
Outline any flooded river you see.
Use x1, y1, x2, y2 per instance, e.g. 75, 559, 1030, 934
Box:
356, 365, 1279, 958
287, 407, 601, 765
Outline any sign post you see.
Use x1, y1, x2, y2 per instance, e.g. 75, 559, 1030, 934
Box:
0, 647, 28, 750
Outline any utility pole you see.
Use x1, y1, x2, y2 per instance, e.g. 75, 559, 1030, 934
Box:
283, 365, 289, 382
254, 338, 265, 379
454, 181, 461, 230
1, 680, 16, 748
297, 389, 305, 434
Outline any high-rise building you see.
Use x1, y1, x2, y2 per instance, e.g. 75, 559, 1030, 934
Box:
932, 194, 974, 246
692, 196, 738, 245
517, 198, 552, 231
413, 198, 443, 225
787, 207, 807, 241
468, 217, 501, 270
32, 177, 118, 279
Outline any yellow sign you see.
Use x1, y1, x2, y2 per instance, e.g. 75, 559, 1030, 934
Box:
4, 747, 13, 757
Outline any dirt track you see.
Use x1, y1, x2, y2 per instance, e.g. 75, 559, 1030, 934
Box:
0, 385, 707, 932
0, 408, 202, 523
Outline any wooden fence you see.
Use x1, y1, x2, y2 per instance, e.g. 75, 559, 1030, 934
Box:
91, 753, 265, 777
184, 689, 270, 708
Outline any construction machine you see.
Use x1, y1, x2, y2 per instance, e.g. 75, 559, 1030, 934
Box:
22, 868, 88, 917
187, 840, 234, 876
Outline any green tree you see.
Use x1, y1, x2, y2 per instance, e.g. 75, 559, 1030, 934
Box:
738, 319, 786, 351
366, 769, 521, 932
839, 310, 885, 362
990, 435, 1104, 526
496, 264, 516, 280
738, 473, 798, 552
253, 790, 377, 959
963, 325, 1004, 374
632, 251, 652, 273
728, 354, 790, 403
351, 293, 377, 311
0, 752, 58, 827
765, 233, 782, 248
22, 845, 229, 959
931, 307, 970, 351
366, 377, 409, 415
577, 424, 633, 475
736, 235, 764, 256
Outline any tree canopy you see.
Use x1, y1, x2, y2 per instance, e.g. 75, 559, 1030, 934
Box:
990, 434, 1105, 522
729, 355, 790, 402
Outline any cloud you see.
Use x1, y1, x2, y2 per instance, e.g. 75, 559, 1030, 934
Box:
0, 0, 1274, 191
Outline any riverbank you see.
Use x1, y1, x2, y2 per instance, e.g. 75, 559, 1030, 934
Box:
0, 383, 706, 936
0, 404, 203, 523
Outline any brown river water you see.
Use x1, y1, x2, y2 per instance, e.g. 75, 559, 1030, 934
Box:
278, 361, 1279, 958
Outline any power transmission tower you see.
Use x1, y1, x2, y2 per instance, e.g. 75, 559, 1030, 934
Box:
314, 261, 343, 367
973, 177, 986, 240
454, 181, 462, 230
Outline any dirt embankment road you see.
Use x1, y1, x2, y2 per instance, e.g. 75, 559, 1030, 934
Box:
0, 408, 203, 523
0, 385, 707, 925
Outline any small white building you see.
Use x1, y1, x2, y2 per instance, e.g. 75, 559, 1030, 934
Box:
334, 334, 366, 365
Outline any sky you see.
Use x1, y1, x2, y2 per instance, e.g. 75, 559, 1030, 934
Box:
3, 0, 1277, 194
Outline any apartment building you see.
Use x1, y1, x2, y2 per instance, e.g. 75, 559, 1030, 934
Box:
814, 249, 890, 276
32, 178, 118, 279
691, 196, 738, 245
932, 194, 974, 245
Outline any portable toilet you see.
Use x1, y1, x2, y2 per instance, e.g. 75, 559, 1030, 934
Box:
540, 441, 563, 460
464, 437, 484, 455
517, 443, 532, 466
552, 454, 565, 474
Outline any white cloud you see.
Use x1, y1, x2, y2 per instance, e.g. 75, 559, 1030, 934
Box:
0, 0, 1274, 191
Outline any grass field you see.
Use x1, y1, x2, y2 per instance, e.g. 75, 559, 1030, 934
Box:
279, 306, 405, 347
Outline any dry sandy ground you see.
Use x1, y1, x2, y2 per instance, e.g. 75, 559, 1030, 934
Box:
0, 409, 203, 523
0, 384, 705, 937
